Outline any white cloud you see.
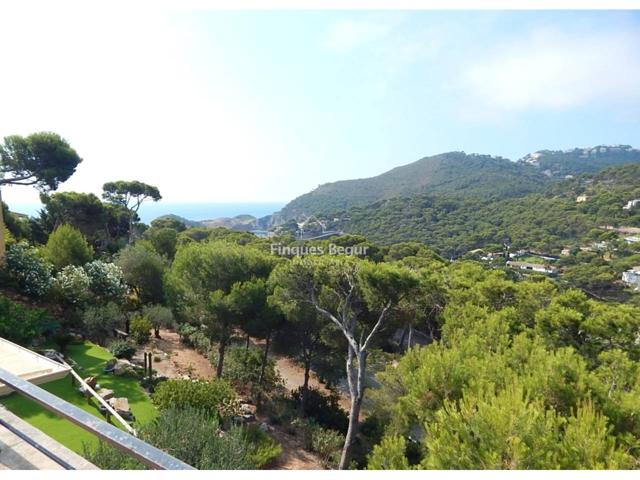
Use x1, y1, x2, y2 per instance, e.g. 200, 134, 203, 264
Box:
458, 26, 640, 117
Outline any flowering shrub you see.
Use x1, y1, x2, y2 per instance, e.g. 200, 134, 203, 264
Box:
54, 265, 91, 305
5, 242, 53, 297
84, 260, 128, 302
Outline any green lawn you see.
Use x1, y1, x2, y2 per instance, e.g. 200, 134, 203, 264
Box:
0, 341, 157, 454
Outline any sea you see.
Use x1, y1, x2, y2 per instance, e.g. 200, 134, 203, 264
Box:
7, 201, 286, 224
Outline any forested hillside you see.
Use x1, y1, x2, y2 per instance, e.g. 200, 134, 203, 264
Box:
279, 152, 546, 219
339, 164, 640, 256
277, 146, 640, 222
519, 145, 640, 177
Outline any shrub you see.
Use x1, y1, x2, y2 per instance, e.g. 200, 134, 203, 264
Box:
130, 314, 152, 344
176, 323, 198, 345
310, 425, 344, 468
223, 346, 282, 402
82, 302, 126, 342
176, 323, 211, 354
108, 339, 137, 360
243, 424, 283, 468
85, 407, 256, 470
151, 378, 239, 419
0, 296, 50, 345
84, 260, 127, 303
42, 224, 93, 270
291, 418, 344, 468
5, 242, 53, 297
53, 265, 91, 305
142, 304, 174, 338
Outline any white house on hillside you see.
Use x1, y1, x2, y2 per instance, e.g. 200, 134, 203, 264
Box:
622, 267, 640, 291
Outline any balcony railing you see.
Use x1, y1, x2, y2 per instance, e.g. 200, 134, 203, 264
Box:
0, 366, 193, 470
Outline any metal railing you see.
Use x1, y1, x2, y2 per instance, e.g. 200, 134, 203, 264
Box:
0, 367, 193, 470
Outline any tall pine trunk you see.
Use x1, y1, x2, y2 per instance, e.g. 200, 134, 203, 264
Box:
216, 340, 226, 378
339, 348, 366, 469
301, 359, 311, 413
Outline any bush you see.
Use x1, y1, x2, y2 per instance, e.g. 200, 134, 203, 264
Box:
176, 323, 198, 344
223, 346, 282, 402
42, 224, 93, 270
84, 260, 127, 303
291, 418, 344, 468
108, 339, 137, 360
310, 425, 344, 468
176, 323, 211, 354
243, 424, 283, 468
151, 378, 239, 419
129, 314, 152, 344
85, 407, 256, 470
53, 265, 91, 305
291, 387, 349, 433
0, 296, 50, 345
4, 242, 53, 297
82, 302, 126, 342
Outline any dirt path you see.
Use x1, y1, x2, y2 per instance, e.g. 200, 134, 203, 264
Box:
133, 329, 215, 379
139, 330, 339, 470
275, 357, 351, 411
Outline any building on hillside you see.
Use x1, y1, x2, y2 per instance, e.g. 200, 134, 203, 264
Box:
624, 236, 640, 244
622, 267, 640, 291
623, 199, 640, 210
576, 195, 588, 203
507, 261, 558, 275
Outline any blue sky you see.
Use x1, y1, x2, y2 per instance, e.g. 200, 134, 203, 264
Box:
1, 7, 639, 206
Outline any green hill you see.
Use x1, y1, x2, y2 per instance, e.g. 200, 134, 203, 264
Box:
278, 152, 546, 220
338, 164, 640, 257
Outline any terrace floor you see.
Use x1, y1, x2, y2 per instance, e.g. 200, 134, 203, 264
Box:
0, 405, 96, 470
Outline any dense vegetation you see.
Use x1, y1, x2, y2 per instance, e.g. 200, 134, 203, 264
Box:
336, 164, 640, 255
2, 133, 640, 470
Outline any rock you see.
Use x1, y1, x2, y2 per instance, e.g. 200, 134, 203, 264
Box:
114, 359, 133, 375
259, 422, 270, 432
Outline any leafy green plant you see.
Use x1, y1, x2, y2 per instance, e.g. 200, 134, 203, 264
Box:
82, 302, 126, 342
4, 242, 53, 297
0, 296, 50, 345
84, 260, 127, 303
84, 407, 256, 470
223, 346, 282, 402
243, 424, 282, 468
129, 314, 152, 344
108, 339, 136, 360
151, 378, 239, 419
53, 265, 91, 305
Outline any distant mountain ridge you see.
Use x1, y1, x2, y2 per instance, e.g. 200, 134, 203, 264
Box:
275, 145, 640, 222
277, 152, 547, 220
154, 145, 640, 235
